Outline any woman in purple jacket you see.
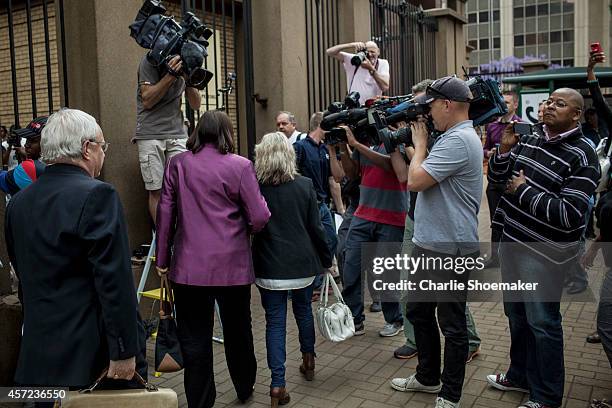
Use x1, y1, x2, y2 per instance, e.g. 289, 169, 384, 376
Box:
155, 110, 270, 408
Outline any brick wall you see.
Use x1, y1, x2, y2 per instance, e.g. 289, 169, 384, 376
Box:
0, 1, 61, 128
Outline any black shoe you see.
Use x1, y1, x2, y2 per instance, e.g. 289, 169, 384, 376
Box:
369, 302, 382, 313
587, 331, 601, 344
354, 322, 365, 336
567, 281, 588, 295
482, 257, 499, 269
238, 386, 255, 403
393, 344, 417, 359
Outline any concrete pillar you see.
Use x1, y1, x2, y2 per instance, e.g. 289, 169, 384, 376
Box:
499, 0, 513, 60
573, 0, 588, 67
0, 295, 22, 385
250, 0, 307, 140
584, 0, 609, 67
58, 0, 150, 251
426, 8, 468, 77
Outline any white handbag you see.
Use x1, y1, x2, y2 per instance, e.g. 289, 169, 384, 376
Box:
315, 273, 355, 342
596, 137, 612, 193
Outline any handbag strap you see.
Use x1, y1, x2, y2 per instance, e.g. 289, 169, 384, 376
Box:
319, 273, 330, 307
159, 274, 176, 319
79, 368, 158, 394
327, 272, 347, 304
318, 272, 346, 306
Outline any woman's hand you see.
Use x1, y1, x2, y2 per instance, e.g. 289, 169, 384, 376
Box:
156, 266, 169, 277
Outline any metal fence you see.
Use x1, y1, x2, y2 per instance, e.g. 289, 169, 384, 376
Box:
304, 0, 343, 115
174, 0, 255, 155
1, 0, 68, 128
370, 0, 437, 96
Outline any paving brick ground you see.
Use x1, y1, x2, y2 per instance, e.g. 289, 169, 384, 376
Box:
144, 191, 612, 407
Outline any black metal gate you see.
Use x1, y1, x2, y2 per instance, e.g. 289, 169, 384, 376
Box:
1, 0, 69, 129
304, 0, 343, 116
370, 0, 437, 95
177, 0, 255, 156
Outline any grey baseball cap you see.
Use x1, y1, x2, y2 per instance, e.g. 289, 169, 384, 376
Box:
413, 76, 473, 104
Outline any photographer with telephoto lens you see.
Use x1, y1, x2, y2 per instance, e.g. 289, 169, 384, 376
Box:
326, 40, 390, 105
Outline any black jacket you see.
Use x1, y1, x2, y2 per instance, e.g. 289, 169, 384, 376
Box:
5, 164, 145, 387
252, 176, 332, 280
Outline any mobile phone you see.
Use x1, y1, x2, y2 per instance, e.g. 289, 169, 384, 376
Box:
591, 42, 602, 54
513, 122, 533, 135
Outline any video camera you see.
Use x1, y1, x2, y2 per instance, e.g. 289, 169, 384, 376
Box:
320, 76, 507, 153
129, 0, 214, 90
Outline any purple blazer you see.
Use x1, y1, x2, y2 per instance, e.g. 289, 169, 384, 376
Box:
155, 145, 270, 286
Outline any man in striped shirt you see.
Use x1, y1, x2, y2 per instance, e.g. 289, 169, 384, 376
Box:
486, 88, 600, 408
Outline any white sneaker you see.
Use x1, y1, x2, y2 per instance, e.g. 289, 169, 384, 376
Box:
379, 322, 403, 337
435, 397, 460, 407
390, 373, 442, 393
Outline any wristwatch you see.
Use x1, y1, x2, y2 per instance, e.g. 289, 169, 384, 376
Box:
369, 69, 376, 76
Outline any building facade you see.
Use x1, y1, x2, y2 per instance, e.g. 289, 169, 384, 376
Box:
466, 0, 611, 71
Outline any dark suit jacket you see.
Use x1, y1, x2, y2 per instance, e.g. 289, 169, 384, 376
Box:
252, 176, 332, 280
5, 164, 143, 387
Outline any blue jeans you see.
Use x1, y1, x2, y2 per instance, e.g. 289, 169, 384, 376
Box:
500, 244, 565, 407
342, 216, 403, 326
313, 203, 338, 289
258, 285, 315, 388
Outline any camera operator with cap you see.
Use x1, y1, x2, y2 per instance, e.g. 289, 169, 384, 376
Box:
326, 41, 390, 105
390, 76, 483, 408
0, 117, 47, 195
134, 53, 201, 224
388, 80, 482, 364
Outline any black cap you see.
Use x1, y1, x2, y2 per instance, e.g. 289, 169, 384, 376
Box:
13, 116, 48, 139
413, 76, 473, 105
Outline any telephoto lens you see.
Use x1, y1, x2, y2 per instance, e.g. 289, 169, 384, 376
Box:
351, 51, 367, 66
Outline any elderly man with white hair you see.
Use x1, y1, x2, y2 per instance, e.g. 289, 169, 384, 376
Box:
5, 108, 147, 389
326, 40, 390, 104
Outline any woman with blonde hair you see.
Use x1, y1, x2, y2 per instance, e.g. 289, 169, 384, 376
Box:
252, 131, 332, 407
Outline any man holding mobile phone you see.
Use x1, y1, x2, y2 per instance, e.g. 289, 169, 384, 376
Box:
486, 88, 599, 408
483, 91, 522, 268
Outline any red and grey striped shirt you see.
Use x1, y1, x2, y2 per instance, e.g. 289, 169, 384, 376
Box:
353, 145, 407, 227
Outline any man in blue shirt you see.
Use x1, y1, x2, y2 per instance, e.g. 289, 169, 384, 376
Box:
294, 112, 344, 295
